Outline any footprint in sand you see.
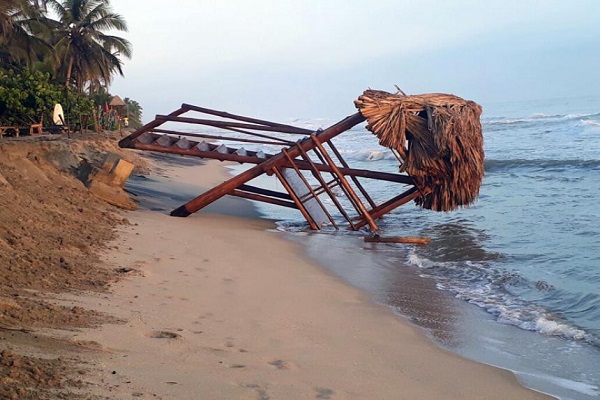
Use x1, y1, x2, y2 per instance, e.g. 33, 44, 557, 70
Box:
241, 383, 270, 400
316, 387, 335, 399
148, 330, 181, 339
266, 358, 295, 370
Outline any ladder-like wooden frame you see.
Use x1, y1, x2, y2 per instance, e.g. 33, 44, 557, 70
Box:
119, 104, 421, 232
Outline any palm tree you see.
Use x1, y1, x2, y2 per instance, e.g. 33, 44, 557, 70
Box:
123, 97, 142, 128
47, 0, 132, 91
0, 0, 51, 68
0, 0, 24, 39
30, 0, 49, 12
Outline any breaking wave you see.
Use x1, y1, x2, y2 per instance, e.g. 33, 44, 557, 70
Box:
483, 112, 600, 126
406, 251, 599, 346
484, 158, 600, 172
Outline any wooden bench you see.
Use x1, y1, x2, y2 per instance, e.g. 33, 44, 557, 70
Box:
29, 117, 43, 135
0, 126, 19, 138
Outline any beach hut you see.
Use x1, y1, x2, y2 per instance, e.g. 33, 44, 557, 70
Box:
118, 89, 484, 233
109, 95, 126, 116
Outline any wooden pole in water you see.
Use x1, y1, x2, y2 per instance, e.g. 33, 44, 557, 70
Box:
311, 134, 379, 232
170, 113, 366, 217
364, 236, 431, 245
353, 187, 421, 230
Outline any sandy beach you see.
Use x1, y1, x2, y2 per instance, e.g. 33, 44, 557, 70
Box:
63, 159, 551, 399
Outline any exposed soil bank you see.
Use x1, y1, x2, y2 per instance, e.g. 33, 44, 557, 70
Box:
0, 133, 146, 399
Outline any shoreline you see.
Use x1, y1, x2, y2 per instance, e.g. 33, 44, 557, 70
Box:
70, 159, 551, 399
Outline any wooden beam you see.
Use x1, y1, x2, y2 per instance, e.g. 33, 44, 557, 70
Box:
170, 113, 366, 217
181, 104, 314, 135
230, 190, 298, 209
119, 106, 187, 148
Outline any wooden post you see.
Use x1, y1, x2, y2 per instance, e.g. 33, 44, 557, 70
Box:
312, 134, 379, 232
170, 113, 366, 217
353, 188, 420, 230
272, 166, 319, 230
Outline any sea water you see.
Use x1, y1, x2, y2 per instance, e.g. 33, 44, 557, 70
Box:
130, 95, 600, 399
231, 95, 600, 399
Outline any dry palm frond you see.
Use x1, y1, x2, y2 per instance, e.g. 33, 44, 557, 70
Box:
355, 89, 484, 212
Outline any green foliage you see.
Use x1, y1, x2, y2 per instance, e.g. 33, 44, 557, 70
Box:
90, 91, 111, 108
48, 0, 132, 92
1, 1, 139, 132
0, 68, 93, 125
123, 97, 143, 129
2, 1, 132, 94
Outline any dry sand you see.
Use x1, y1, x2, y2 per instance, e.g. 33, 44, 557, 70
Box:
0, 134, 148, 400
69, 160, 551, 399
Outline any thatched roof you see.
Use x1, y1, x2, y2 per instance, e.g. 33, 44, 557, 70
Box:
355, 90, 484, 212
109, 95, 126, 107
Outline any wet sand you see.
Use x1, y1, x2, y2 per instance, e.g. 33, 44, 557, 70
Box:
73, 160, 551, 399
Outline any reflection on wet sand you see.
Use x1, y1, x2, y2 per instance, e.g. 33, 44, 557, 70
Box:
295, 230, 466, 348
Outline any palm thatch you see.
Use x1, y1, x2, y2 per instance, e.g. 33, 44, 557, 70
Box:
109, 95, 126, 107
355, 89, 484, 212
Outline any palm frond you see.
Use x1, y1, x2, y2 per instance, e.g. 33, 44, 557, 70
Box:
355, 90, 485, 212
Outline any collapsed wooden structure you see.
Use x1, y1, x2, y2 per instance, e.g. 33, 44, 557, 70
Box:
118, 90, 484, 232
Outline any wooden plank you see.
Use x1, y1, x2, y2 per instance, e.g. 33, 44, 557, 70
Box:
281, 167, 332, 228
169, 113, 366, 217
230, 190, 298, 209
364, 236, 431, 245
181, 104, 314, 135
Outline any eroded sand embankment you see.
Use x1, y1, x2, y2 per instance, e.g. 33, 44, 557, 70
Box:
0, 133, 146, 399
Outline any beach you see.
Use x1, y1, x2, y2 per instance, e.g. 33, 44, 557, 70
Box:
2, 1, 598, 398
64, 159, 550, 399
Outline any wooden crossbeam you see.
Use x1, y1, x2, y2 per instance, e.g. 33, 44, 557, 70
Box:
119, 105, 422, 232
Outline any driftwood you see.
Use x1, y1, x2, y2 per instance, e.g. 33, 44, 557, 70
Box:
355, 90, 484, 212
364, 236, 432, 245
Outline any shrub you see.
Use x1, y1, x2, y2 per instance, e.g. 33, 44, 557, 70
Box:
0, 69, 94, 127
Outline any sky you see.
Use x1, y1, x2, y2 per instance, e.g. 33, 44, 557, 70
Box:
108, 0, 600, 123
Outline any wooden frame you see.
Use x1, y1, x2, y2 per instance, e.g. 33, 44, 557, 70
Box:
119, 104, 421, 232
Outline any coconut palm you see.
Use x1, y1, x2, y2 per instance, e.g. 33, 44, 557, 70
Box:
0, 0, 51, 68
0, 0, 24, 39
30, 0, 49, 12
47, 0, 132, 91
123, 97, 142, 128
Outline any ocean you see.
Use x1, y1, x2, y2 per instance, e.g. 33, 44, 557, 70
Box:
127, 95, 600, 399
246, 96, 600, 399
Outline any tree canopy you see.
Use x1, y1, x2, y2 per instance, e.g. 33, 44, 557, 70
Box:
0, 0, 142, 129
1, 0, 131, 93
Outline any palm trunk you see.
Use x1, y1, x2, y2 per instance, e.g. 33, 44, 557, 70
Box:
65, 55, 74, 87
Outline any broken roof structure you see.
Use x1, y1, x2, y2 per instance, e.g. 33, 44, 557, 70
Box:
118, 89, 484, 232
